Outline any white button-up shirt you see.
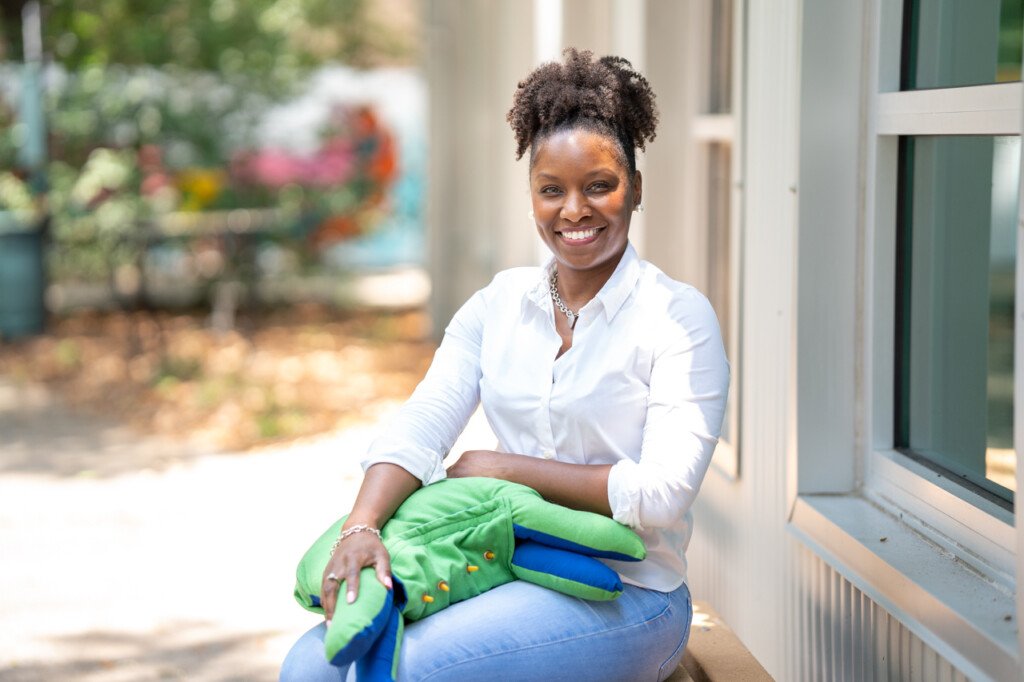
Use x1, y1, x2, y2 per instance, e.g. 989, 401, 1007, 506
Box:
362, 243, 729, 591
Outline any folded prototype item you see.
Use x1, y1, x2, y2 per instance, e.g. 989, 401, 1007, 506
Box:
294, 476, 646, 680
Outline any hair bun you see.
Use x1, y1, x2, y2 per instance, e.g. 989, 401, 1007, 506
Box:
506, 48, 659, 163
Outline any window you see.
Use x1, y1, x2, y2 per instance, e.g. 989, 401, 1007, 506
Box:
868, 0, 1021, 555
895, 134, 1019, 504
789, 1, 1020, 678
890, 0, 1022, 508
865, 0, 1021, 672
641, 0, 742, 478
902, 0, 1022, 90
692, 0, 743, 479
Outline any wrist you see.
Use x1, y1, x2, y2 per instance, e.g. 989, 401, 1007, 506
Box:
331, 523, 382, 555
344, 510, 388, 531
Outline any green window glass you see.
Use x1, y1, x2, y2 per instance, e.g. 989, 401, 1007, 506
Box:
895, 135, 1018, 504
902, 0, 1023, 90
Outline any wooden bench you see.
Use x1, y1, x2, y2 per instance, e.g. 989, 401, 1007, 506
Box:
667, 601, 774, 681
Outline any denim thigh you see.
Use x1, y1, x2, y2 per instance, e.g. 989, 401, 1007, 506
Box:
280, 580, 692, 682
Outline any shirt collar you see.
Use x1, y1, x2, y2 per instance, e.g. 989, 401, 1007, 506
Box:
522, 242, 641, 323
524, 265, 552, 314
593, 242, 641, 322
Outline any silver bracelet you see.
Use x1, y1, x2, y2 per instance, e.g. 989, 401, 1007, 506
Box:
330, 524, 382, 556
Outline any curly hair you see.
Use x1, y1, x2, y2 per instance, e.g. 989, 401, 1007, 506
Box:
506, 48, 658, 174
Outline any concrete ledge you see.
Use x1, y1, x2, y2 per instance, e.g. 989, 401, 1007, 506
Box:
666, 601, 774, 682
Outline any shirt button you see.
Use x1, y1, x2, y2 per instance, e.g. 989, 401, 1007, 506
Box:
542, 449, 555, 460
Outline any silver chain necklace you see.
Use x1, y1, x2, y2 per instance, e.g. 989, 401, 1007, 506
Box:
549, 269, 579, 329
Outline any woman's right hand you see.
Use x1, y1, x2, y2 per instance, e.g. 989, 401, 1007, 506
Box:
321, 529, 394, 625
320, 462, 421, 624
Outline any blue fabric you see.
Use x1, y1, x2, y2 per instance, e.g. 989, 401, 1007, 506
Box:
390, 576, 408, 612
330, 586, 394, 667
511, 541, 624, 594
311, 595, 322, 608
512, 524, 643, 562
281, 581, 692, 682
356, 604, 403, 681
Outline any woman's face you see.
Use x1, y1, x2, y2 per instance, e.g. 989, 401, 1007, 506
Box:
529, 128, 641, 278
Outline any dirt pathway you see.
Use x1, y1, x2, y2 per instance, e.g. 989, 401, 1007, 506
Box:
0, 379, 495, 681
0, 378, 370, 681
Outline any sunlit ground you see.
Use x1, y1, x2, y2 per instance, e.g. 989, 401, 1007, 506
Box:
0, 356, 496, 682
0, 428, 369, 681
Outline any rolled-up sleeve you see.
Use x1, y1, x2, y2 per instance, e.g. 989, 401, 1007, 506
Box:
607, 291, 730, 530
360, 288, 486, 484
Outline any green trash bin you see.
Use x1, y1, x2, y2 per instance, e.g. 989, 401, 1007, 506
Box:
0, 211, 46, 340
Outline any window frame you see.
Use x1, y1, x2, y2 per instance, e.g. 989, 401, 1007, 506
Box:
787, 0, 1022, 678
864, 0, 1019, 585
689, 0, 745, 480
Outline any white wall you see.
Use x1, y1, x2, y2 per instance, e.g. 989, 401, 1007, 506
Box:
425, 1, 994, 678
425, 0, 538, 331
684, 0, 984, 679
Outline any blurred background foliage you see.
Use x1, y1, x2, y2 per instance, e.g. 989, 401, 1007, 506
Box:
0, 0, 414, 77
0, 0, 417, 296
0, 0, 430, 448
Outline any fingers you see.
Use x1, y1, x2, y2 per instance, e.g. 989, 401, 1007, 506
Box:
375, 552, 393, 590
445, 450, 474, 478
321, 564, 359, 623
344, 566, 360, 606
321, 568, 340, 624
321, 533, 392, 624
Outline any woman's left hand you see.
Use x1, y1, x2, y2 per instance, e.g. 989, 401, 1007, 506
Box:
446, 450, 515, 479
447, 449, 614, 516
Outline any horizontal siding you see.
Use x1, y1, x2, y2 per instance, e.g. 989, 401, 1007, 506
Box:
425, 0, 993, 679
684, 0, 972, 680
688, 525, 970, 681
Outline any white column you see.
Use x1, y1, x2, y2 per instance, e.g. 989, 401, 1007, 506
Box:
534, 0, 563, 64
641, 0, 701, 280
425, 0, 539, 334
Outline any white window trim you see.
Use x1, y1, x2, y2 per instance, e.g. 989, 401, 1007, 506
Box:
866, 449, 1015, 580
692, 113, 735, 142
689, 0, 745, 481
725, 0, 744, 480
789, 494, 1018, 682
787, 0, 1023, 678
863, 0, 1019, 585
877, 83, 1023, 135
865, 126, 1018, 587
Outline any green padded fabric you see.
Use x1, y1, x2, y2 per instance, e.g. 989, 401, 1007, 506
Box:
294, 477, 646, 674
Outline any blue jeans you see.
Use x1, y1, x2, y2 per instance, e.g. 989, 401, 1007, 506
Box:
280, 580, 692, 681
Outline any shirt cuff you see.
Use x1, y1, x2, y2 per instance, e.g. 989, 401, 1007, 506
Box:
361, 436, 448, 486
607, 459, 644, 530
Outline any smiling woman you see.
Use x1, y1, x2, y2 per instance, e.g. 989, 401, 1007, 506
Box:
511, 50, 657, 357
281, 48, 729, 682
530, 129, 638, 288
